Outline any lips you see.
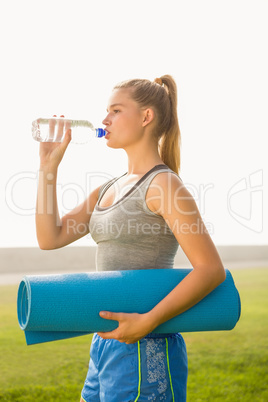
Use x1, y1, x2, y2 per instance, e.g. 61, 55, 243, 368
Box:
105, 130, 110, 138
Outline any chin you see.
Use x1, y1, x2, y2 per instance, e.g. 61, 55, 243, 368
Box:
106, 141, 122, 150
105, 138, 125, 149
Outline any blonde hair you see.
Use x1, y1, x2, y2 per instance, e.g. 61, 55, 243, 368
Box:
113, 75, 181, 174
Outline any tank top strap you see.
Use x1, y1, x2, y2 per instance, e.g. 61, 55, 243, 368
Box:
97, 164, 181, 205
135, 165, 179, 197
97, 172, 127, 201
98, 178, 115, 201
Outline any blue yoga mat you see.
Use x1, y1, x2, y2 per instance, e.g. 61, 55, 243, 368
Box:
17, 268, 241, 345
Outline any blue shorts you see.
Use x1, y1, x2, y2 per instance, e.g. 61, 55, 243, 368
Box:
81, 333, 188, 402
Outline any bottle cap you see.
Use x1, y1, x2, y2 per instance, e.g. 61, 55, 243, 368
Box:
96, 128, 106, 137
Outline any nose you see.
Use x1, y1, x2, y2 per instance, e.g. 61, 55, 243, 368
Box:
102, 113, 110, 126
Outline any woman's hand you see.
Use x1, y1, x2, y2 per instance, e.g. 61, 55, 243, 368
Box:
97, 311, 155, 344
39, 115, 72, 170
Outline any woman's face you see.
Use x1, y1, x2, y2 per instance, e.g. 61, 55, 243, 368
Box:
102, 88, 146, 149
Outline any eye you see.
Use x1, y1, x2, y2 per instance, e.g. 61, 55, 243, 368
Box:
113, 109, 120, 114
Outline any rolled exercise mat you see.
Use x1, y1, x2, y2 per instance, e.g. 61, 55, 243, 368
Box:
17, 268, 241, 345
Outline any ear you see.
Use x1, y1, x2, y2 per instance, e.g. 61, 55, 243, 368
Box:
142, 108, 154, 127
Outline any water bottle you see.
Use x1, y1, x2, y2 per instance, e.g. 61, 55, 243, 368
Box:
32, 117, 106, 144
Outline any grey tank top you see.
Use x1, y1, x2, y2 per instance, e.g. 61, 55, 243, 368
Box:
89, 164, 179, 271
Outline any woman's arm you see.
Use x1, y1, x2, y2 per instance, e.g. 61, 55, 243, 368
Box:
144, 172, 226, 329
98, 172, 226, 344
36, 167, 100, 249
36, 124, 101, 250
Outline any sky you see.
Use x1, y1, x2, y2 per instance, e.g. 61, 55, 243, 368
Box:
1, 0, 267, 247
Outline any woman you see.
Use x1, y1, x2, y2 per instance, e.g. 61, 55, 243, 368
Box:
36, 75, 226, 401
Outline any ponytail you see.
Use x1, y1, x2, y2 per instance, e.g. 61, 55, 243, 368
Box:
114, 74, 181, 174
156, 75, 181, 174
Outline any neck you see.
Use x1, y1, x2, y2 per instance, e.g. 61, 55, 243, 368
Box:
124, 140, 164, 175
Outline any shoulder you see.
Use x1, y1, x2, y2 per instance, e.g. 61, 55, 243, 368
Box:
146, 170, 194, 216
147, 170, 184, 197
150, 170, 182, 186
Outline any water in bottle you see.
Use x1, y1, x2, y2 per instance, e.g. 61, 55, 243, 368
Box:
32, 117, 106, 144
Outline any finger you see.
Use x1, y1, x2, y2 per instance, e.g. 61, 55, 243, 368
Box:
65, 119, 71, 131
48, 117, 56, 141
97, 330, 117, 340
61, 129, 72, 149
64, 119, 72, 142
55, 116, 65, 142
99, 311, 122, 321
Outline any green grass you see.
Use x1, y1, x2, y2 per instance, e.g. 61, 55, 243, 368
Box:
183, 268, 268, 401
0, 267, 267, 401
